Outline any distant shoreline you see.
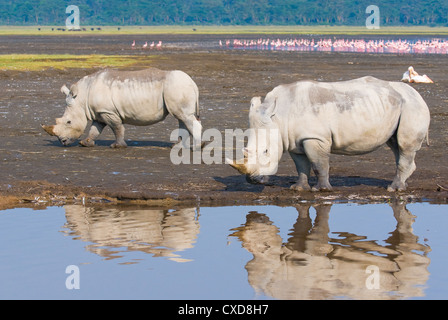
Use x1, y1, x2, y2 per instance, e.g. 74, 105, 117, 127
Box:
1, 25, 448, 36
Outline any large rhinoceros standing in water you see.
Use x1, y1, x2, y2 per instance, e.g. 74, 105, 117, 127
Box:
228, 76, 430, 192
42, 68, 202, 150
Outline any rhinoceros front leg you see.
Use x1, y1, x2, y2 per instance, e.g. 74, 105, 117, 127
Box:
303, 139, 333, 192
79, 121, 106, 147
99, 113, 127, 148
289, 152, 312, 191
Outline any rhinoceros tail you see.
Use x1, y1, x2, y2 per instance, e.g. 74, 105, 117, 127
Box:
425, 130, 430, 147
195, 101, 200, 121
195, 87, 200, 121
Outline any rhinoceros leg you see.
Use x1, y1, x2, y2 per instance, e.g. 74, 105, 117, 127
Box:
79, 121, 106, 147
387, 151, 417, 192
176, 116, 202, 151
163, 72, 202, 151
386, 137, 417, 191
175, 119, 190, 149
289, 152, 312, 191
302, 139, 333, 192
99, 113, 127, 148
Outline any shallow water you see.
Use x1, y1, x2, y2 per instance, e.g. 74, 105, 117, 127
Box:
175, 35, 448, 54
0, 202, 447, 300
218, 37, 448, 54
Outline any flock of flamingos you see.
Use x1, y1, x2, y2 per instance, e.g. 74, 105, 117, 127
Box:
219, 37, 448, 54
132, 37, 448, 54
131, 40, 163, 49
130, 36, 444, 83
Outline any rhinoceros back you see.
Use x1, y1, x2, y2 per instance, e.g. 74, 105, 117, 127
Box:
85, 68, 186, 126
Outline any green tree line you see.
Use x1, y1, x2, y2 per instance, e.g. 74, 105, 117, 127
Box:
1, 0, 447, 26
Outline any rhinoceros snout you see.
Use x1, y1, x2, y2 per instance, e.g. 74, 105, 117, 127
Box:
58, 137, 77, 146
246, 175, 270, 185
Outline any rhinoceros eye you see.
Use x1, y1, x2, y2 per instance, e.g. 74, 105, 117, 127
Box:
67, 120, 72, 125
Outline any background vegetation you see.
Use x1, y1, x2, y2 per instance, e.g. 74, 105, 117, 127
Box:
0, 54, 153, 71
1, 0, 447, 27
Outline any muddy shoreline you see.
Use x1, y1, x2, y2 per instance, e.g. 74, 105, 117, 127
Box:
1, 35, 447, 208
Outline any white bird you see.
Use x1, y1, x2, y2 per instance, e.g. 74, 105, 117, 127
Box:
402, 66, 434, 83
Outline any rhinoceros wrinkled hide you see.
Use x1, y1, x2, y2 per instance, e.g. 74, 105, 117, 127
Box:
229, 76, 430, 192
42, 68, 202, 150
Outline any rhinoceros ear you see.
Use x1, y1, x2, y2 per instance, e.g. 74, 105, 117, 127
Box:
69, 84, 78, 99
263, 98, 278, 119
61, 85, 70, 96
250, 97, 262, 110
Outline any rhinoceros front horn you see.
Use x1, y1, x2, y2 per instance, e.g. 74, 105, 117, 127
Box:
41, 124, 56, 136
226, 158, 249, 175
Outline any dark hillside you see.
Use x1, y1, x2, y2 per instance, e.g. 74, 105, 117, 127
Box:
1, 0, 447, 26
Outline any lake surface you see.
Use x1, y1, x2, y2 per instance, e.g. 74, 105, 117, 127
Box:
219, 37, 448, 54
0, 202, 447, 300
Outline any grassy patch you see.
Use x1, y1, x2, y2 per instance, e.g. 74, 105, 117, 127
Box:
0, 54, 152, 71
1, 25, 448, 35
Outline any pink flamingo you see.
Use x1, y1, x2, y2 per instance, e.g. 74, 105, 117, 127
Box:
220, 37, 448, 55
142, 42, 148, 49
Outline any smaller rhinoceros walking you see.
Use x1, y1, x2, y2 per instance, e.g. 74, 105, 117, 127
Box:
228, 76, 430, 192
42, 68, 202, 150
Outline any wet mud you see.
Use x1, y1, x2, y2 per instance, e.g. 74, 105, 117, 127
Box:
0, 34, 447, 207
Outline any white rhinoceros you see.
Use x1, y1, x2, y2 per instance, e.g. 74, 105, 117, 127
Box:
42, 68, 202, 149
228, 76, 430, 192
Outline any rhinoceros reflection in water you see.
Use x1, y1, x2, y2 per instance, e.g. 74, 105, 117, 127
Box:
229, 202, 431, 300
62, 205, 199, 263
